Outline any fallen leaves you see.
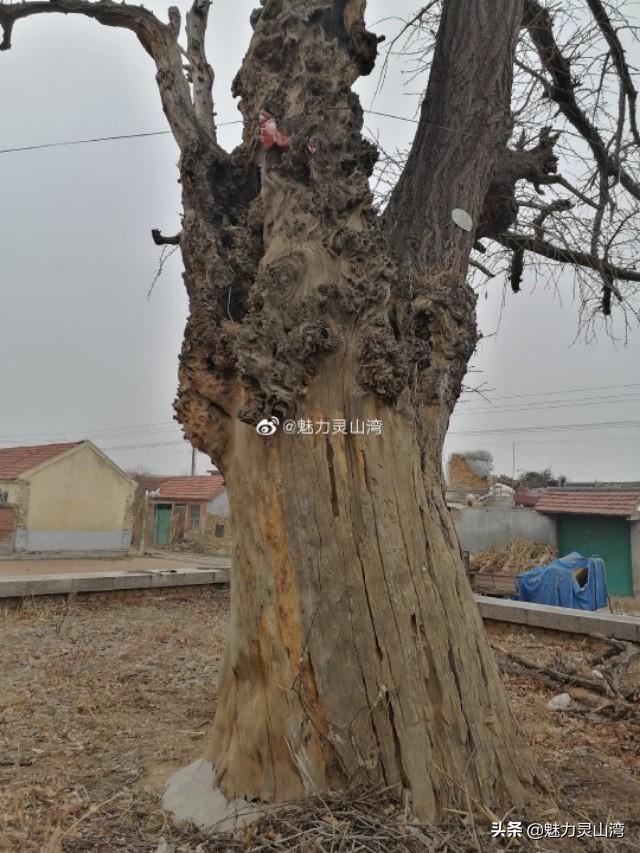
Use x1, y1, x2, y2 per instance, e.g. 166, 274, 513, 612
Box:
0, 590, 638, 851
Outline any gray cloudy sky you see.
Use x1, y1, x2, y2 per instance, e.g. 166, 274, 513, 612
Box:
1, 1, 639, 480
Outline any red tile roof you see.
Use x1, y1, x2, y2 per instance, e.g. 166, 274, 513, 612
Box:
536, 489, 640, 518
154, 475, 225, 502
514, 492, 540, 508
0, 441, 82, 479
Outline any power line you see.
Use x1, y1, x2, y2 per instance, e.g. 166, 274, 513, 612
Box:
0, 421, 179, 443
454, 392, 640, 417
0, 130, 171, 154
0, 383, 640, 445
1, 385, 639, 448
364, 109, 418, 124
448, 418, 640, 437
0, 109, 422, 156
0, 121, 243, 155
457, 381, 640, 404
99, 439, 186, 451
445, 433, 640, 447
99, 419, 640, 446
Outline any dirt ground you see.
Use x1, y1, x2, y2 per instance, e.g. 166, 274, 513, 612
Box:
1, 589, 638, 852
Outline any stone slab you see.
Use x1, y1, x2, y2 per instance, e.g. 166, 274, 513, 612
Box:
162, 759, 262, 832
476, 594, 640, 642
0, 568, 229, 599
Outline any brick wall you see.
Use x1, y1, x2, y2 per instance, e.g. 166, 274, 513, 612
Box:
203, 513, 232, 555
0, 506, 17, 547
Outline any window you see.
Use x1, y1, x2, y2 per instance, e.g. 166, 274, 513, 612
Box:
189, 504, 201, 530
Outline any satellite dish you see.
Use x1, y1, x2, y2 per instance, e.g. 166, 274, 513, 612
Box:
451, 208, 474, 232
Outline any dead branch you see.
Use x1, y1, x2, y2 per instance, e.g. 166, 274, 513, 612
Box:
373, 1, 440, 98
468, 259, 497, 279
585, 0, 640, 148
496, 232, 640, 284
492, 645, 615, 698
0, 0, 221, 153
522, 0, 640, 202
476, 127, 561, 242
180, 782, 538, 852
590, 635, 640, 700
590, 633, 628, 654
151, 228, 182, 246
185, 0, 216, 142
509, 245, 524, 293
533, 198, 573, 242
167, 5, 181, 41
0, 0, 165, 55
148, 244, 180, 300
539, 175, 599, 209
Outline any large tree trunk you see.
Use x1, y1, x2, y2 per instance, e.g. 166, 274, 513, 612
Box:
172, 0, 538, 822
208, 378, 537, 818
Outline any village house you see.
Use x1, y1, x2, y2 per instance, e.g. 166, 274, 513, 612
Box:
535, 486, 640, 598
0, 441, 135, 554
144, 474, 230, 552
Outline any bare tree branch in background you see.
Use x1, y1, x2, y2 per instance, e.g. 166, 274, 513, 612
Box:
0, 0, 221, 152
372, 0, 640, 331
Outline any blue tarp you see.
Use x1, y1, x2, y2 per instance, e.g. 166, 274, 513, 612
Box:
515, 552, 608, 611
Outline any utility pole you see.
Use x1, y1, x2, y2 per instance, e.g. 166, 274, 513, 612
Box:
140, 488, 161, 556
191, 446, 197, 476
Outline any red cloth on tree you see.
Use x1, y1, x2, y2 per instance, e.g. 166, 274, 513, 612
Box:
259, 111, 290, 149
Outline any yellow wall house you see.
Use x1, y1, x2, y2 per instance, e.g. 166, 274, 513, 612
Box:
0, 441, 135, 554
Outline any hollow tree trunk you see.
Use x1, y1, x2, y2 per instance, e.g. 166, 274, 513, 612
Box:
171, 0, 539, 821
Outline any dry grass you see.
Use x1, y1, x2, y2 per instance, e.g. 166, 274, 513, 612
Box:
447, 454, 491, 493
610, 596, 640, 616
0, 589, 639, 851
0, 589, 227, 851
470, 539, 557, 574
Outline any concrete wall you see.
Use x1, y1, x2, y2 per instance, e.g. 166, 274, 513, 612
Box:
18, 445, 135, 553
630, 520, 640, 597
0, 480, 29, 524
207, 489, 229, 517
0, 506, 17, 551
451, 506, 556, 554
204, 513, 232, 555
0, 480, 29, 552
18, 530, 132, 551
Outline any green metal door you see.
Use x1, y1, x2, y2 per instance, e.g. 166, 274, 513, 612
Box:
557, 514, 632, 597
153, 505, 172, 546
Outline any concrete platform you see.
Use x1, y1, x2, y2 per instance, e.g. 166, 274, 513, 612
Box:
0, 554, 230, 575
476, 594, 640, 642
0, 565, 229, 598
1, 567, 635, 644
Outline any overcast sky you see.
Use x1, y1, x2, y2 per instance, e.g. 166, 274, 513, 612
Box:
1, 1, 639, 480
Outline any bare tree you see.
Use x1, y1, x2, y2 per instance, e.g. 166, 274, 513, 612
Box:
1, 0, 637, 820
373, 0, 640, 336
